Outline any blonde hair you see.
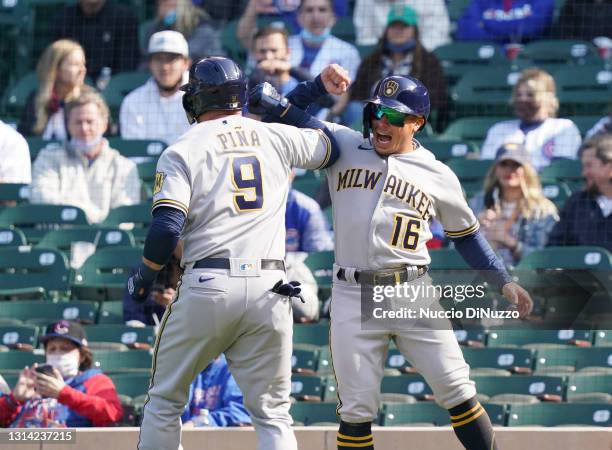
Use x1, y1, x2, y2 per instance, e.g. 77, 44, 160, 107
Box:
65, 90, 110, 124
34, 39, 86, 135
482, 159, 558, 220
512, 68, 559, 118
168, 0, 209, 38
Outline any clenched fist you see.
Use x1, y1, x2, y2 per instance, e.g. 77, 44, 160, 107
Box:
321, 64, 351, 95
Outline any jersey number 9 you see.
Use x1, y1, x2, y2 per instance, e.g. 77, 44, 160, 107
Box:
231, 156, 264, 212
390, 214, 421, 251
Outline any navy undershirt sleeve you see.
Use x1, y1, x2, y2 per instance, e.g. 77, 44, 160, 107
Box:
143, 206, 186, 266
451, 230, 514, 291
285, 75, 328, 112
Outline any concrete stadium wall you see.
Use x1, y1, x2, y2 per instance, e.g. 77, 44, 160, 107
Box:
1, 427, 609, 450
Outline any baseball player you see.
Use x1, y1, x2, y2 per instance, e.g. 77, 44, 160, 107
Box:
251, 69, 533, 450
127, 56, 339, 450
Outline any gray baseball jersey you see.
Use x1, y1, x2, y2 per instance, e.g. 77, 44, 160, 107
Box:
152, 115, 332, 265
324, 123, 478, 270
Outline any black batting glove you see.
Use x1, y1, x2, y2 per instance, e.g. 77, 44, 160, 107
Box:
271, 280, 305, 303
127, 264, 159, 303
247, 82, 289, 116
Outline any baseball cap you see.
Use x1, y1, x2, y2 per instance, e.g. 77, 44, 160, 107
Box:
40, 320, 88, 348
495, 143, 530, 165
387, 5, 418, 27
148, 30, 189, 57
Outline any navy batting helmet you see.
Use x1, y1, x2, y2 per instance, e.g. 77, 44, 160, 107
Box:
181, 56, 248, 124
362, 75, 430, 139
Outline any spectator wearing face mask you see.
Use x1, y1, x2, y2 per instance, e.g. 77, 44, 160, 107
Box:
120, 31, 192, 144
30, 91, 141, 224
0, 320, 123, 427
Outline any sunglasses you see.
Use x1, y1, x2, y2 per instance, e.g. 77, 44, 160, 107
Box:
371, 104, 409, 127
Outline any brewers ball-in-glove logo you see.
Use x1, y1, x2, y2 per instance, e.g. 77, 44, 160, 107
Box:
153, 171, 166, 195
383, 80, 399, 97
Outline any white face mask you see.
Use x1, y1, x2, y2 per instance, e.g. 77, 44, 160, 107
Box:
46, 350, 80, 379
69, 136, 103, 155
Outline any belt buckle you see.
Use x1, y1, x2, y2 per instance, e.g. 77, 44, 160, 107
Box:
373, 270, 402, 286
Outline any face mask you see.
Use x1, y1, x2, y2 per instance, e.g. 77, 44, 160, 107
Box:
514, 100, 540, 121
69, 136, 102, 155
46, 351, 80, 379
386, 39, 416, 55
301, 27, 331, 46
163, 9, 177, 27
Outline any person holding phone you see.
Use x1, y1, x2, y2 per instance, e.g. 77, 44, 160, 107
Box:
0, 320, 123, 427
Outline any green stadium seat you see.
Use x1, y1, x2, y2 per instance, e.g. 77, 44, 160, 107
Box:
0, 247, 70, 298
446, 159, 493, 181
107, 138, 166, 160
0, 71, 37, 117
566, 374, 612, 403
357, 44, 376, 59
316, 347, 333, 375
0, 183, 29, 203
565, 115, 606, 137
433, 42, 506, 85
536, 347, 612, 372
541, 181, 573, 209
539, 159, 583, 183
482, 403, 506, 425
385, 348, 415, 374
380, 402, 449, 426
462, 348, 534, 374
291, 374, 324, 401
0, 351, 45, 374
303, 251, 334, 298
293, 322, 329, 348
593, 330, 612, 347
290, 402, 338, 426
487, 329, 593, 348
453, 329, 487, 347
0, 226, 26, 247
518, 40, 599, 70
221, 20, 246, 66
451, 68, 517, 117
321, 375, 338, 402
441, 117, 510, 142
556, 66, 612, 116
73, 247, 143, 301
102, 203, 152, 229
110, 373, 151, 398
418, 138, 478, 161
25, 138, 62, 162
97, 301, 125, 324
93, 350, 152, 373
38, 227, 135, 254
292, 177, 323, 199
0, 325, 38, 351
292, 348, 319, 375
102, 71, 150, 117
429, 248, 470, 270
507, 403, 611, 426
381, 374, 434, 401
136, 160, 157, 184
331, 16, 355, 43
84, 324, 155, 349
447, 0, 473, 21
472, 375, 564, 401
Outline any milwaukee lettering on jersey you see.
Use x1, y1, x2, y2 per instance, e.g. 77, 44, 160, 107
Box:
382, 175, 434, 221
336, 168, 383, 191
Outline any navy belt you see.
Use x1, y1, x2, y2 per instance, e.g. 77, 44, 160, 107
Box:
193, 258, 285, 271
337, 266, 427, 285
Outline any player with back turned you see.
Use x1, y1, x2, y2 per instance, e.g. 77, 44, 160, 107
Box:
126, 56, 340, 450
249, 67, 533, 450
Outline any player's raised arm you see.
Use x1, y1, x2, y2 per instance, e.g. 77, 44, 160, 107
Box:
282, 64, 351, 111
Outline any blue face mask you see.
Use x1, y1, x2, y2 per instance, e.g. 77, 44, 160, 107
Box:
301, 27, 331, 46
69, 136, 103, 155
163, 9, 177, 27
386, 39, 416, 55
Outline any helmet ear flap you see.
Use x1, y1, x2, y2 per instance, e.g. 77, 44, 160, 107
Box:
362, 103, 373, 139
182, 93, 196, 124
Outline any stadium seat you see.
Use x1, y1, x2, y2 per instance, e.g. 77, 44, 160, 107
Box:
0, 324, 38, 351
292, 348, 319, 375
331, 16, 355, 43
320, 375, 338, 402
97, 301, 125, 324
385, 348, 415, 374
487, 329, 593, 348
93, 350, 152, 373
453, 329, 487, 347
102, 203, 152, 229
429, 248, 470, 270
0, 71, 37, 117
446, 158, 492, 197
380, 402, 450, 426
0, 226, 26, 247
441, 116, 510, 143
0, 351, 45, 374
73, 247, 143, 301
292, 177, 324, 199
462, 348, 535, 374
556, 66, 612, 116
433, 42, 506, 85
566, 374, 612, 403
451, 68, 517, 117
593, 330, 612, 347
535, 347, 612, 373
0, 183, 29, 203
541, 181, 573, 209
25, 137, 62, 162
136, 160, 157, 185
303, 251, 334, 298
0, 247, 71, 298
472, 375, 564, 401
506, 402, 611, 426
85, 324, 155, 349
539, 159, 584, 183
417, 138, 478, 161
565, 115, 606, 137
291, 374, 324, 401
316, 347, 333, 375
517, 246, 612, 270
107, 138, 166, 160
110, 373, 151, 398
290, 402, 338, 426
38, 227, 134, 254
293, 322, 329, 348
102, 71, 150, 118
518, 40, 599, 70
381, 374, 434, 401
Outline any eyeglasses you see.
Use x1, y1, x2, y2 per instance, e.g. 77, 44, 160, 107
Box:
371, 104, 409, 127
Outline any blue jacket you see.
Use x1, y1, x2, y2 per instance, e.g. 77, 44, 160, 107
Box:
181, 355, 251, 427
285, 188, 334, 252
456, 0, 554, 43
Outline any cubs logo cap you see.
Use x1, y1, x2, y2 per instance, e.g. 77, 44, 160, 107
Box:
40, 320, 88, 347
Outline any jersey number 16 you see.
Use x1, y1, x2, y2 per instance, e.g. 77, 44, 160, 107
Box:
390, 214, 421, 251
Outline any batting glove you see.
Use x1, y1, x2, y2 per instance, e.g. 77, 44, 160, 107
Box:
127, 264, 159, 303
271, 280, 305, 303
247, 82, 289, 116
